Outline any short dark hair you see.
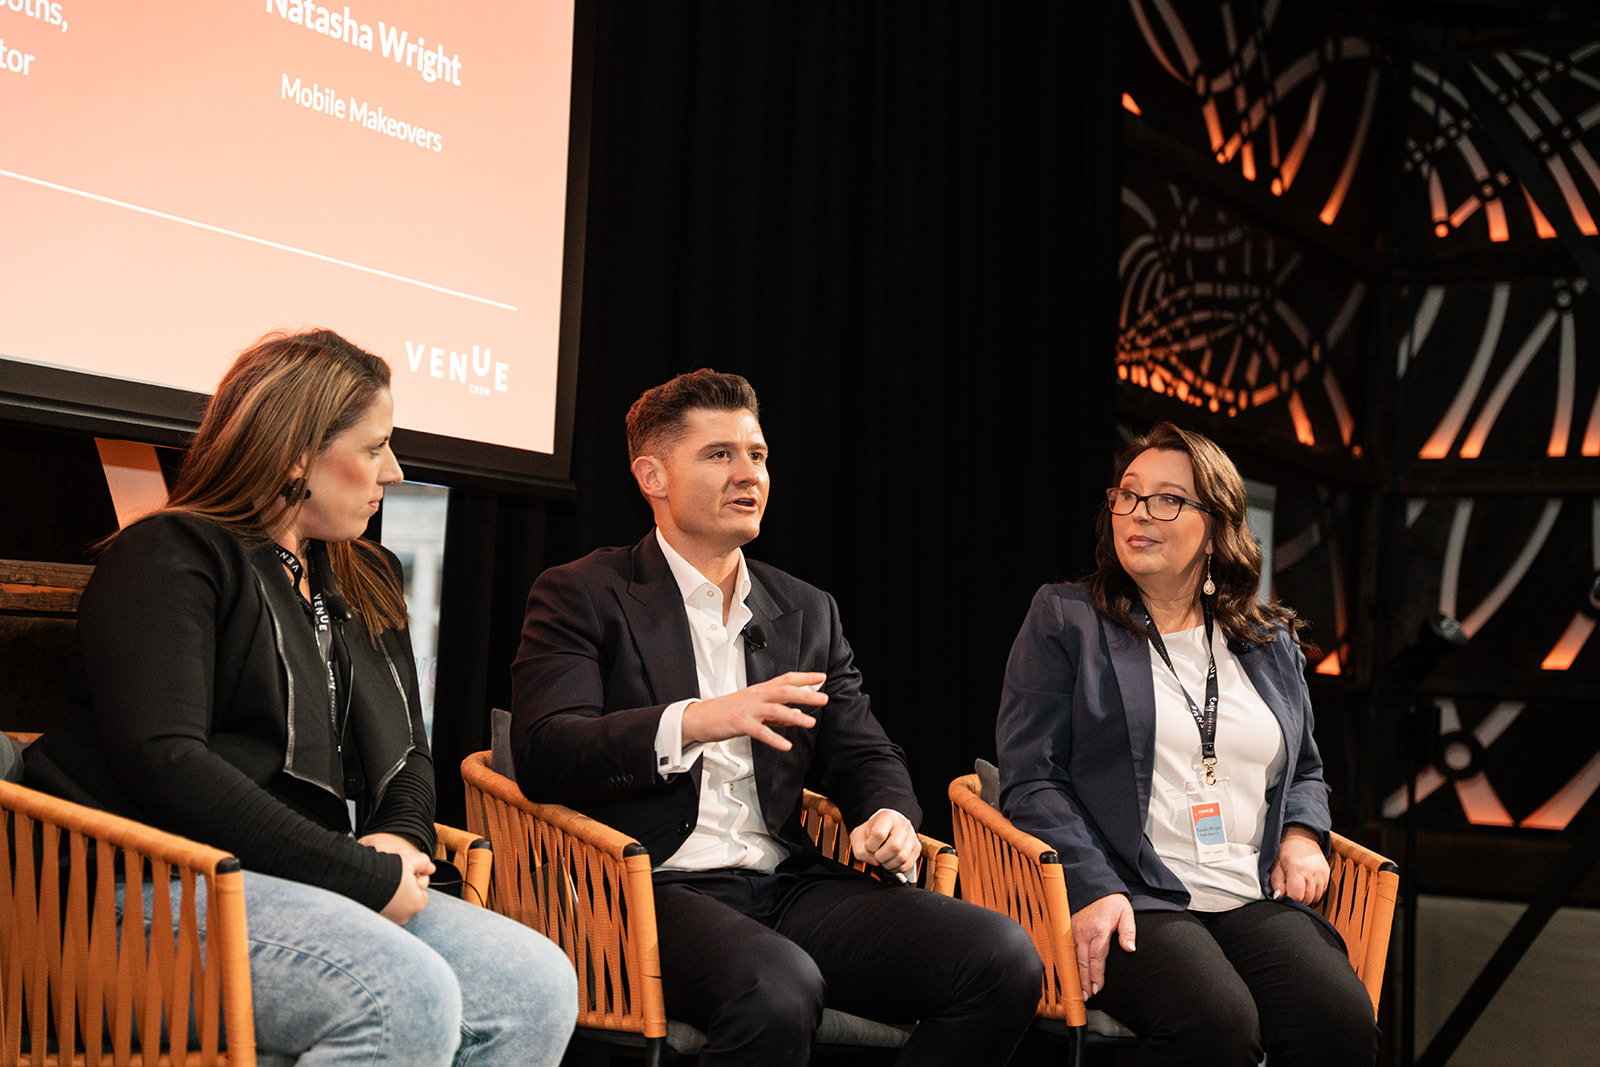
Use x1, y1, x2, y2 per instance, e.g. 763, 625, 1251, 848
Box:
625, 369, 760, 461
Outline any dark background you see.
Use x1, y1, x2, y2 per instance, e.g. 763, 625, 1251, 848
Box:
424, 0, 1125, 839
7, 0, 1600, 858
5, 16, 1600, 1059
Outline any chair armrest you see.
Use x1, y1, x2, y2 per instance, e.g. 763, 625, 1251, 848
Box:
948, 773, 1086, 1026
0, 777, 256, 1065
920, 841, 960, 897
797, 789, 958, 894
460, 750, 665, 1041
1319, 831, 1399, 1018
433, 822, 492, 908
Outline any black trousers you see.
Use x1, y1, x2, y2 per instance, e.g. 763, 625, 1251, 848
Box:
652, 856, 1043, 1066
1089, 900, 1378, 1067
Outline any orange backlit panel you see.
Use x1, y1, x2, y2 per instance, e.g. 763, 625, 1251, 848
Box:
1540, 613, 1593, 670
1520, 753, 1600, 832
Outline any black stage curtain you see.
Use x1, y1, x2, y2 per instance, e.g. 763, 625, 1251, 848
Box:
442, 1, 1123, 837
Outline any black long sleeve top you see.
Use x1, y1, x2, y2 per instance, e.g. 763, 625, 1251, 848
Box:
24, 511, 435, 911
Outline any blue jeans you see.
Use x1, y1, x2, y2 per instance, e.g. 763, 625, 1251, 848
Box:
129, 871, 576, 1067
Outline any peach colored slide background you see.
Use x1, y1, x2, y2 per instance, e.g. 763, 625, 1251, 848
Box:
1, 0, 574, 455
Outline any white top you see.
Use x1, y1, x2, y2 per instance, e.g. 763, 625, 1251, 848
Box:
1143, 623, 1287, 911
650, 529, 790, 873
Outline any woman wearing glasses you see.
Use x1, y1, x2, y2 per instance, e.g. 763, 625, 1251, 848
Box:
994, 422, 1375, 1066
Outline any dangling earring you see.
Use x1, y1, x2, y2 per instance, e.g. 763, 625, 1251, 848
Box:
281, 478, 311, 504
1202, 553, 1216, 597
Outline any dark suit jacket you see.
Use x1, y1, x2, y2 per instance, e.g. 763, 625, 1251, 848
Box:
995, 582, 1331, 913
510, 531, 921, 865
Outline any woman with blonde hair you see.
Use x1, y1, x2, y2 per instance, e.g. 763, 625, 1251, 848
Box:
26, 329, 576, 1066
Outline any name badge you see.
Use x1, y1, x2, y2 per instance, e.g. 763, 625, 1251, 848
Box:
1185, 777, 1232, 864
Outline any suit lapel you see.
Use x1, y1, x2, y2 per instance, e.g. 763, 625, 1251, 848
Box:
742, 573, 787, 680
1105, 615, 1158, 827
621, 533, 701, 709
743, 570, 794, 801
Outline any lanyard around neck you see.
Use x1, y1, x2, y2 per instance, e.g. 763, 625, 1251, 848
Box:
274, 546, 330, 631
1140, 597, 1220, 786
274, 545, 342, 735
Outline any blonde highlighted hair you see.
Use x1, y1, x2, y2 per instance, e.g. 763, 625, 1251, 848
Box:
135, 329, 408, 633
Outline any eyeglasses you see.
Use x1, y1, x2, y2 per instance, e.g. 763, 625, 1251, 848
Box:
1105, 488, 1214, 521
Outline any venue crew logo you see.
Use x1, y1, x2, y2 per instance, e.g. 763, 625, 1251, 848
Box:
404, 342, 509, 398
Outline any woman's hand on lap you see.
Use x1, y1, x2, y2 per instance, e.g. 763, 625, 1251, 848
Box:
1072, 893, 1136, 999
1270, 825, 1329, 905
362, 832, 435, 925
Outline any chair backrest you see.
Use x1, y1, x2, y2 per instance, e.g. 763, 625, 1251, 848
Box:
2, 561, 258, 1063
1321, 832, 1400, 1017
948, 772, 1087, 1026
0, 776, 256, 1066
460, 749, 667, 1042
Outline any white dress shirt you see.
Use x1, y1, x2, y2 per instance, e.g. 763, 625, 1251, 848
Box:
652, 529, 790, 873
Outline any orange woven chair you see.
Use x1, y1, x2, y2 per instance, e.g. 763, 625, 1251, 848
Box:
432, 823, 494, 909
0, 765, 494, 1067
461, 747, 957, 1065
1317, 830, 1400, 1013
2, 559, 494, 1065
0, 774, 256, 1066
949, 764, 1398, 1064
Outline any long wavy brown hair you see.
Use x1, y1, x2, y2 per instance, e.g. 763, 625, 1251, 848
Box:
1086, 422, 1311, 650
120, 329, 407, 634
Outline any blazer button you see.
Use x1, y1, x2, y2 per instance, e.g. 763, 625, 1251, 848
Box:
676, 820, 692, 835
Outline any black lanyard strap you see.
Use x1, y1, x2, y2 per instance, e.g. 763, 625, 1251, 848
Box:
1140, 598, 1220, 786
274, 545, 342, 735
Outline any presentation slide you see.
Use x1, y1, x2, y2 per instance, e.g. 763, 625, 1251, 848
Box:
1, 0, 576, 459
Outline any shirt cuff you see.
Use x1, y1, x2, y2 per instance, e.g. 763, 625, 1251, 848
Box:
654, 699, 703, 778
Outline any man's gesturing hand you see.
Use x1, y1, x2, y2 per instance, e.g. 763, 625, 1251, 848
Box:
681, 672, 827, 751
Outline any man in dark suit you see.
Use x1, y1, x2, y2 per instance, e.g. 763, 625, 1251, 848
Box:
511, 369, 1041, 1065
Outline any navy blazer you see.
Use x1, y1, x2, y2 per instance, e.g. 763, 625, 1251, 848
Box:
510, 531, 921, 865
995, 582, 1330, 913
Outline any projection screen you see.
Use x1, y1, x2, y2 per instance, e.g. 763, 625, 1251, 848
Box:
0, 0, 584, 491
